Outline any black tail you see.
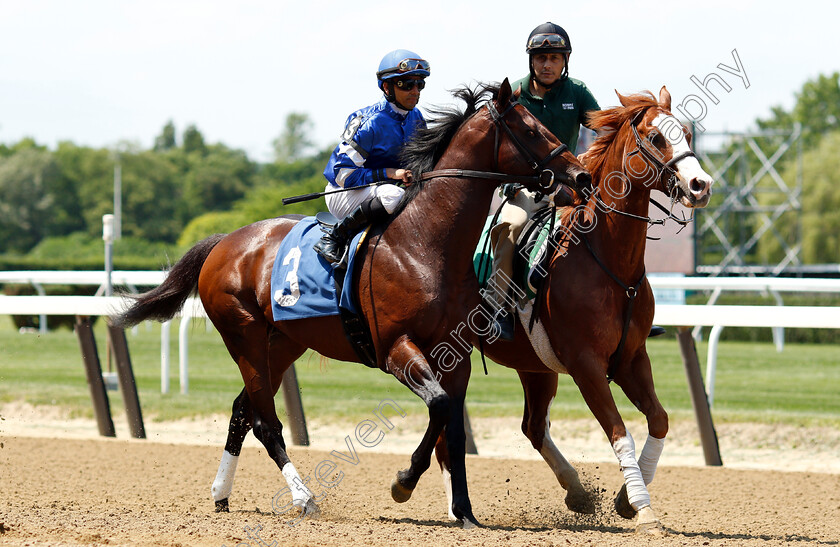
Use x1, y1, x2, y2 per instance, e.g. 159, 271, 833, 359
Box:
113, 234, 226, 328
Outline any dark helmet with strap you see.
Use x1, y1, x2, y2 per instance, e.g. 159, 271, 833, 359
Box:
526, 22, 571, 82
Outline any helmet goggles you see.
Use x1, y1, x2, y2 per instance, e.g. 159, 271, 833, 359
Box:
527, 33, 568, 51
378, 58, 431, 79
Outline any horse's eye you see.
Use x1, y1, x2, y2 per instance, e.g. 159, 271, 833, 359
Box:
527, 129, 537, 138
651, 132, 666, 148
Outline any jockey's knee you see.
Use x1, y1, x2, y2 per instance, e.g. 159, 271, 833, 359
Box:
374, 184, 405, 213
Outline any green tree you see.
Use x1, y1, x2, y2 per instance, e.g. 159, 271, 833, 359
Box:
0, 148, 65, 252
273, 112, 315, 163
756, 130, 840, 264
154, 120, 177, 151
181, 145, 256, 218
178, 210, 248, 248
183, 124, 206, 155
757, 72, 840, 149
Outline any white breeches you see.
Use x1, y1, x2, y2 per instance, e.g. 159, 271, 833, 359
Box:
323, 183, 405, 219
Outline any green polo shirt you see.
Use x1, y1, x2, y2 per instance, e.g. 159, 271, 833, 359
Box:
512, 75, 600, 154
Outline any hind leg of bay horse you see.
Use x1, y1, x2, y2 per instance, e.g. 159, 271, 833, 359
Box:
386, 335, 478, 528
568, 350, 665, 535
611, 350, 668, 522
211, 387, 253, 512
210, 317, 313, 516
211, 329, 307, 511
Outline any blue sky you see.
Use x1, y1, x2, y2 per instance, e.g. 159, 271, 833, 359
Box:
2, 0, 837, 162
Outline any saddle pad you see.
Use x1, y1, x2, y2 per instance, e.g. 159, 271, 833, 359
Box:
271, 217, 363, 321
473, 210, 561, 300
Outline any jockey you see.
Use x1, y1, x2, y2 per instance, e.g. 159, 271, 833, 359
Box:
486, 22, 600, 340
313, 49, 429, 265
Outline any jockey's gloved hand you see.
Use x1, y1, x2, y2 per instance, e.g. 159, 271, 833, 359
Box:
502, 183, 521, 198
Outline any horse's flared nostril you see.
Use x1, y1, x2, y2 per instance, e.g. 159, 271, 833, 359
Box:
575, 171, 592, 190
690, 177, 710, 196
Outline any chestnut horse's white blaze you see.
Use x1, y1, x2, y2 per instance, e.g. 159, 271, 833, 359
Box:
651, 112, 713, 207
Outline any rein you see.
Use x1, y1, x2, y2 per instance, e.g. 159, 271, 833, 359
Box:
419, 100, 567, 190
587, 110, 696, 236
551, 107, 695, 381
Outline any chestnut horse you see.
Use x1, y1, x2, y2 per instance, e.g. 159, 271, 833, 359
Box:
115, 79, 590, 528
433, 87, 714, 534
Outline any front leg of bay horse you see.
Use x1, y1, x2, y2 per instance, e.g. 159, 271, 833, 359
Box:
569, 351, 665, 535
517, 370, 594, 514
386, 335, 479, 528
611, 349, 668, 522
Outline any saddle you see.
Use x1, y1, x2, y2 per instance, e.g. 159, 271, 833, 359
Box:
314, 213, 377, 368
512, 206, 561, 300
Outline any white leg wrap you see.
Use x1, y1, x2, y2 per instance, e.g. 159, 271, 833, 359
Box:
441, 466, 457, 521
638, 434, 665, 486
612, 434, 651, 511
282, 462, 313, 507
211, 450, 239, 502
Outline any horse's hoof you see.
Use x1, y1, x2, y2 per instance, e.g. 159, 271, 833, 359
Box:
565, 489, 595, 515
614, 484, 637, 520
214, 498, 229, 513
635, 506, 666, 536
636, 520, 667, 536
461, 517, 479, 530
299, 498, 321, 520
391, 478, 413, 503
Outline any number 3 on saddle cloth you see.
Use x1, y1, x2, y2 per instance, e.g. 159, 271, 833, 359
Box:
271, 217, 377, 367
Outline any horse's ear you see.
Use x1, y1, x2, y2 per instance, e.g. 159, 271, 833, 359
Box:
659, 86, 672, 110
498, 78, 512, 104
615, 89, 632, 107
512, 82, 522, 101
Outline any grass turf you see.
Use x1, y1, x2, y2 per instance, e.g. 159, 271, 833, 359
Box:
0, 318, 837, 427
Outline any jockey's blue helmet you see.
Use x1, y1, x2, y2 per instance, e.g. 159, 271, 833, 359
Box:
376, 49, 430, 90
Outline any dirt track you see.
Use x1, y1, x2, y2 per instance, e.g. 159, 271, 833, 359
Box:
1, 434, 838, 547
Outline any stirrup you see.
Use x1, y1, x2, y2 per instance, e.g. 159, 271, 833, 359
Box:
313, 235, 346, 267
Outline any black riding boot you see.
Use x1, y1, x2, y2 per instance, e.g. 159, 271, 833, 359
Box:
314, 198, 388, 266
648, 325, 667, 337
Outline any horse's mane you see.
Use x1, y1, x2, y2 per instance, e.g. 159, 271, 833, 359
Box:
581, 91, 660, 182
395, 83, 501, 213
558, 91, 661, 229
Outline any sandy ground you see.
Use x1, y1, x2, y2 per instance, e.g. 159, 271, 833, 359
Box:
1, 404, 839, 546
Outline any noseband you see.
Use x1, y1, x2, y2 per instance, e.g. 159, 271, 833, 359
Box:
419, 99, 569, 190
590, 109, 694, 230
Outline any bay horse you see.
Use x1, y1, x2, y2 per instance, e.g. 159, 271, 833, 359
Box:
433, 87, 714, 534
115, 78, 591, 528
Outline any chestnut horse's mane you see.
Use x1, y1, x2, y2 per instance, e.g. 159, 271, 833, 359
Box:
396, 83, 503, 213
558, 91, 661, 229
582, 91, 660, 183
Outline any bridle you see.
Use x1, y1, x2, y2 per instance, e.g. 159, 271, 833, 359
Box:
628, 109, 696, 198
419, 99, 571, 191
589, 108, 694, 230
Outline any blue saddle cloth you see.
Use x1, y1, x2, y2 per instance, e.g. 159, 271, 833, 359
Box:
270, 217, 363, 321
